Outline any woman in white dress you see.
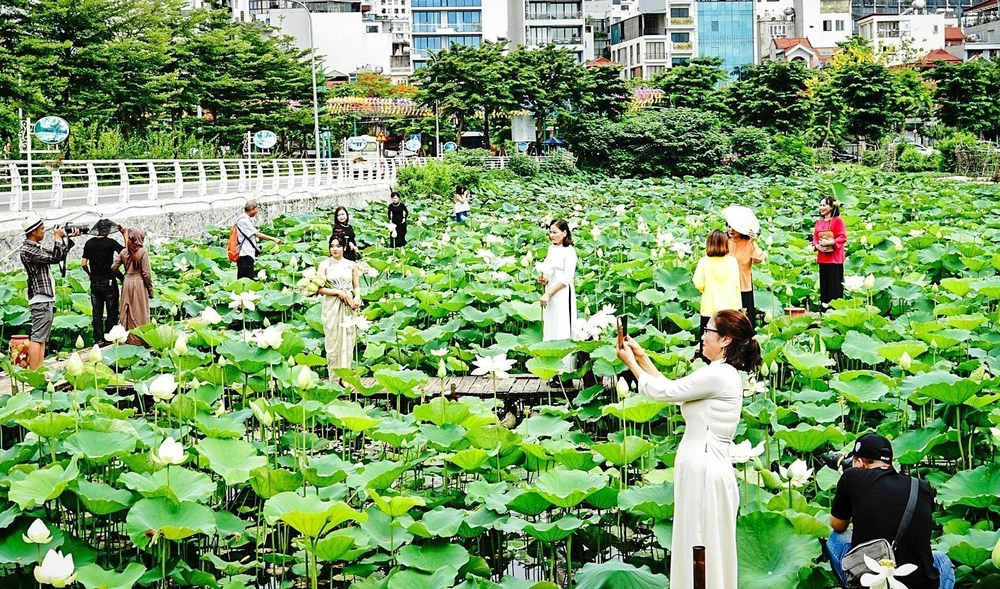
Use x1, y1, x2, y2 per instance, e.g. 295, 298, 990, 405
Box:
617, 309, 761, 589
538, 219, 577, 340
317, 235, 361, 378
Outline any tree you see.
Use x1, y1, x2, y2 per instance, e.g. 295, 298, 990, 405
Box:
332, 72, 418, 98
411, 41, 514, 150
576, 63, 630, 120
928, 60, 1000, 140
649, 56, 728, 115
726, 60, 813, 135
507, 44, 586, 145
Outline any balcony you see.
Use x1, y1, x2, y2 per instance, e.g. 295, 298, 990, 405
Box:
642, 27, 668, 36
877, 29, 901, 38
526, 12, 583, 20
672, 41, 692, 51
391, 55, 411, 68
670, 17, 693, 25
412, 22, 482, 33
646, 52, 667, 60
551, 37, 583, 44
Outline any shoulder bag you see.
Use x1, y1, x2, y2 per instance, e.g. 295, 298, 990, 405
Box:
841, 477, 920, 588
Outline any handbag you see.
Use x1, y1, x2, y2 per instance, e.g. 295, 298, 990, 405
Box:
841, 477, 919, 588
817, 229, 836, 253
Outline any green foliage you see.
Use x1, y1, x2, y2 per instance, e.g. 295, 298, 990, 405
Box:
935, 131, 979, 173
539, 148, 578, 175
507, 154, 539, 177
726, 60, 814, 135
650, 57, 729, 116
928, 60, 1000, 140
445, 148, 491, 169
395, 160, 481, 199
896, 145, 940, 173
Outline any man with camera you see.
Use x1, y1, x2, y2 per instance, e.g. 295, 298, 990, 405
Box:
236, 200, 283, 280
81, 219, 124, 346
826, 433, 954, 589
19, 214, 77, 369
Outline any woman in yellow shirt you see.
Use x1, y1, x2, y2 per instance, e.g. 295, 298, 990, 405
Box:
693, 230, 742, 361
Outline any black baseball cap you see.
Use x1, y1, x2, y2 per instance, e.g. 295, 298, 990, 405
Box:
845, 433, 893, 464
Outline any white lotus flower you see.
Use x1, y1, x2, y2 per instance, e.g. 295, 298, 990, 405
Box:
888, 236, 904, 251
302, 267, 317, 281
289, 255, 299, 268
484, 234, 503, 245
197, 307, 223, 325
636, 220, 650, 235
253, 325, 283, 349
228, 291, 261, 311
863, 274, 875, 289
441, 233, 451, 244
88, 344, 102, 364
214, 399, 226, 416
151, 437, 186, 466
257, 269, 267, 280
471, 354, 517, 380
34, 549, 75, 587
596, 248, 604, 258
843, 275, 866, 293
173, 258, 190, 273
353, 316, 371, 332
670, 241, 693, 259
173, 333, 188, 356
859, 554, 917, 589
908, 229, 925, 238
66, 352, 85, 376
387, 222, 397, 238
430, 347, 449, 357
496, 255, 516, 267
743, 376, 768, 397
730, 440, 765, 464
590, 226, 602, 240
296, 367, 315, 390
23, 519, 52, 544
75, 336, 85, 349
107, 324, 129, 344
778, 459, 814, 487
656, 232, 675, 247
860, 235, 869, 246
475, 248, 494, 262
613, 204, 626, 216
147, 374, 177, 402
366, 266, 379, 277
534, 261, 552, 275
616, 377, 630, 399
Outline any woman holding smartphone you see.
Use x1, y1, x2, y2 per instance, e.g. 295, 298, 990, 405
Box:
617, 310, 760, 589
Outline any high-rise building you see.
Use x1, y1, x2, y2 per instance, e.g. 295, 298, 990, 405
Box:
851, 0, 976, 22
410, 0, 510, 69
696, 0, 754, 77
609, 1, 698, 79
584, 0, 642, 60
513, 0, 588, 62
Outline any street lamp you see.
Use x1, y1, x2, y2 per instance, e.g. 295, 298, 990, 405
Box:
428, 50, 441, 157
273, 0, 322, 162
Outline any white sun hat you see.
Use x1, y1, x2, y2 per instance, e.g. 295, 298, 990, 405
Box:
722, 205, 760, 236
21, 213, 44, 234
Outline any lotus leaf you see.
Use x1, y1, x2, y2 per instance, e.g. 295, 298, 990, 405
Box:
397, 539, 470, 572
783, 348, 834, 380
9, 459, 79, 510
520, 515, 586, 544
828, 372, 891, 406
736, 511, 819, 589
618, 483, 673, 521
126, 498, 217, 548
601, 396, 668, 423
592, 436, 655, 466
935, 529, 1000, 568
75, 562, 147, 589
119, 466, 216, 503
447, 447, 491, 471
263, 492, 365, 537
840, 331, 884, 366
414, 397, 471, 426
532, 468, 606, 508
328, 402, 382, 431
574, 559, 668, 589
902, 370, 982, 405
75, 480, 135, 515
386, 565, 459, 589
406, 507, 466, 538
368, 489, 426, 518
774, 424, 844, 452
194, 438, 266, 485
939, 465, 1000, 509
249, 466, 303, 499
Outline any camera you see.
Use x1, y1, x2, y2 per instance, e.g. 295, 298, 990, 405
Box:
60, 224, 89, 235
823, 451, 848, 471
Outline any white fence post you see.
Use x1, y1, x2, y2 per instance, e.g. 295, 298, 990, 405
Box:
197, 161, 208, 198
218, 160, 228, 196
147, 162, 158, 201
173, 161, 184, 200
86, 163, 98, 206
51, 169, 63, 208
271, 161, 280, 191
118, 162, 130, 204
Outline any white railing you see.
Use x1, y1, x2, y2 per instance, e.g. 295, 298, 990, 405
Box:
0, 156, 535, 213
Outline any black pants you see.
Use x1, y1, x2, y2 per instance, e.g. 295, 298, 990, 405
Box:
237, 255, 255, 280
741, 290, 756, 329
819, 263, 844, 309
389, 225, 407, 248
90, 277, 120, 343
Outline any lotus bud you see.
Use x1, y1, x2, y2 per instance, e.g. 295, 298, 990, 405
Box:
107, 324, 129, 343
931, 284, 939, 293
759, 361, 770, 377
147, 374, 177, 401
46, 383, 55, 395
75, 336, 85, 349
863, 274, 875, 289
993, 539, 1000, 570
67, 352, 85, 376
899, 352, 912, 371
785, 285, 794, 297
616, 377, 630, 399
765, 235, 773, 246
860, 235, 868, 246
263, 317, 271, 327
217, 356, 227, 367
33, 549, 76, 587
296, 367, 314, 390
87, 344, 102, 364
438, 359, 447, 379
173, 333, 188, 356
770, 360, 779, 375
151, 437, 186, 466
931, 339, 939, 349
22, 519, 52, 544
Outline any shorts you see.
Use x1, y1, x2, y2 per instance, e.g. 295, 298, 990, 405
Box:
456, 211, 469, 223
30, 301, 54, 343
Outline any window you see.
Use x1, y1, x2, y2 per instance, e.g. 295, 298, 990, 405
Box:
672, 57, 689, 66
669, 7, 688, 17
412, 0, 480, 6
835, 20, 844, 31
367, 25, 379, 32
646, 65, 665, 76
447, 10, 480, 32
823, 20, 832, 31
646, 41, 666, 59
670, 32, 689, 43
933, 25, 939, 34
711, 20, 718, 32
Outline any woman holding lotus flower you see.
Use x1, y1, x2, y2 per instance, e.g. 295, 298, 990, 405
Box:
317, 235, 361, 377
617, 309, 761, 589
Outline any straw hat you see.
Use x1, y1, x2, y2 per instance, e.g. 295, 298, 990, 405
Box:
21, 213, 43, 234
722, 206, 760, 236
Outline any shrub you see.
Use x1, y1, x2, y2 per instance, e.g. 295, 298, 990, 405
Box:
935, 131, 978, 173
729, 129, 813, 176
897, 146, 940, 173
395, 160, 480, 199
539, 148, 577, 175
445, 148, 491, 169
508, 154, 539, 177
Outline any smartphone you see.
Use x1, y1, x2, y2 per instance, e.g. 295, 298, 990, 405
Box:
617, 315, 628, 348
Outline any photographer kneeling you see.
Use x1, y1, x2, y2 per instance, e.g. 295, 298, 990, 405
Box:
827, 433, 954, 589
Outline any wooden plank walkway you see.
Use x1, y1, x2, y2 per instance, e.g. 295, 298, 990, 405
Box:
359, 374, 578, 397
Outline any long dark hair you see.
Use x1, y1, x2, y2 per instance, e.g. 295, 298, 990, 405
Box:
550, 218, 573, 247
712, 309, 761, 372
821, 196, 841, 218
334, 206, 351, 227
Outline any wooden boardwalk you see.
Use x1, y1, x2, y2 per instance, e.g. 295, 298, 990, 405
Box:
359, 374, 579, 397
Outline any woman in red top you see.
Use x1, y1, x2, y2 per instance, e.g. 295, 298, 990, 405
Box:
813, 196, 847, 309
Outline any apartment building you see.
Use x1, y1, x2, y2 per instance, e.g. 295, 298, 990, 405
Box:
851, 0, 975, 22
957, 0, 1000, 59
609, 1, 698, 79
857, 10, 946, 63
585, 0, 642, 59
697, 0, 754, 77
509, 0, 588, 62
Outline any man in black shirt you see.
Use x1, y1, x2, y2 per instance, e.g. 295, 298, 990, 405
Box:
81, 220, 124, 346
827, 433, 954, 589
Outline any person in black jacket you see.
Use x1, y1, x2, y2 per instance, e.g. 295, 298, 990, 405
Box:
331, 206, 361, 261
387, 192, 408, 248
827, 433, 954, 589
81, 219, 124, 346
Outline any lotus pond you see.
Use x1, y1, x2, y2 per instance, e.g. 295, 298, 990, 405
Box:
2, 170, 1000, 588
